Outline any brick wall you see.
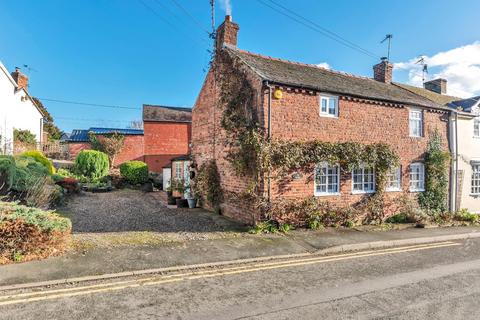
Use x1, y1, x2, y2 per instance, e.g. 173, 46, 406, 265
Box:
192, 53, 265, 224
143, 121, 191, 173
67, 135, 145, 167
267, 88, 449, 211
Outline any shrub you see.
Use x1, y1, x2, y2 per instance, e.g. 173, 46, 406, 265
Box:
455, 209, 478, 223
119, 161, 149, 185
385, 213, 409, 224
21, 150, 55, 174
74, 150, 109, 181
0, 201, 71, 264
13, 129, 36, 145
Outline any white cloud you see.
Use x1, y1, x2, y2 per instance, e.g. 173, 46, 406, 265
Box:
316, 62, 331, 70
394, 41, 480, 98
219, 0, 232, 15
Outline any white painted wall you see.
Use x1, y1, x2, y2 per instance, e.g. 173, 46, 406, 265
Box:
0, 61, 43, 154
451, 109, 480, 213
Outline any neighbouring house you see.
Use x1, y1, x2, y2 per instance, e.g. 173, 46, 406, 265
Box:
0, 62, 45, 154
143, 105, 192, 173
192, 15, 457, 224
67, 127, 144, 166
398, 81, 480, 213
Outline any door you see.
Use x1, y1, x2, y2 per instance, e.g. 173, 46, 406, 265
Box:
162, 168, 171, 191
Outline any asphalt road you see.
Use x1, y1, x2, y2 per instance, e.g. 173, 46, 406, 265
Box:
3, 239, 480, 320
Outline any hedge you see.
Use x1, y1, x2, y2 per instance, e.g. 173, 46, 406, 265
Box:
21, 150, 55, 174
119, 161, 149, 185
74, 150, 109, 181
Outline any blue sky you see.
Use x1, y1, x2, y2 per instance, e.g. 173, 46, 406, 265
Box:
1, 0, 479, 133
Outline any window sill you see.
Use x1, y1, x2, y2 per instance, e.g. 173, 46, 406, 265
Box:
314, 192, 341, 197
409, 189, 425, 192
409, 135, 423, 138
319, 113, 338, 119
352, 190, 375, 195
386, 188, 402, 192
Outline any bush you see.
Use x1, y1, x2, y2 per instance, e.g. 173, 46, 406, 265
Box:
21, 150, 55, 174
13, 129, 36, 145
455, 209, 478, 223
119, 161, 148, 185
74, 150, 109, 181
0, 201, 71, 264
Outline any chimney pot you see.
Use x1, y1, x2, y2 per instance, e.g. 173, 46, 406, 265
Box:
373, 59, 393, 84
424, 78, 447, 95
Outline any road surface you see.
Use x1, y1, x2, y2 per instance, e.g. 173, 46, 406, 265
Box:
2, 239, 480, 319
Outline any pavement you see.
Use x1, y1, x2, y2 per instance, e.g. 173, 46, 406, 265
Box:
2, 237, 480, 319
2, 225, 480, 288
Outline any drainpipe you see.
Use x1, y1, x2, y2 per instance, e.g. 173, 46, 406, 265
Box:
454, 111, 459, 212
449, 110, 459, 212
265, 81, 273, 202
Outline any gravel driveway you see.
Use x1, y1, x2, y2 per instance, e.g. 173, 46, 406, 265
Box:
58, 190, 246, 246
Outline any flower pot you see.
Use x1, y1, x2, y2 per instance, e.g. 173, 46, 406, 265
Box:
167, 196, 178, 205
187, 198, 197, 209
176, 198, 189, 208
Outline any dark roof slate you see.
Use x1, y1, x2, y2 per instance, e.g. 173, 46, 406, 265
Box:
224, 45, 445, 110
449, 96, 480, 112
143, 105, 192, 122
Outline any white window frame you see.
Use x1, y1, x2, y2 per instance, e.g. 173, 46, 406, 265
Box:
319, 94, 339, 118
386, 166, 402, 192
472, 163, 480, 195
351, 164, 375, 194
474, 117, 480, 138
314, 162, 340, 196
174, 162, 183, 180
409, 162, 425, 192
409, 108, 423, 137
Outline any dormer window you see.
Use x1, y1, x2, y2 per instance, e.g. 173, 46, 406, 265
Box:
319, 94, 338, 118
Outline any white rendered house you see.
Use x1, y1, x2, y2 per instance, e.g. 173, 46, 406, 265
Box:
0, 61, 44, 154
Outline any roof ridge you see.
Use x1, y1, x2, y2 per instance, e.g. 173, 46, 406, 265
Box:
224, 45, 374, 82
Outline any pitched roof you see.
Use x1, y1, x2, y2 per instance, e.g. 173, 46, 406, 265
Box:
68, 127, 144, 142
143, 105, 192, 122
450, 96, 480, 112
394, 83, 460, 106
223, 45, 446, 110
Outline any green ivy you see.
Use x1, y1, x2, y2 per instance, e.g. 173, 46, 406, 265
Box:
418, 130, 450, 214
194, 160, 223, 209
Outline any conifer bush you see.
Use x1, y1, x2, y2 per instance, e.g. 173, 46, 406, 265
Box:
74, 150, 109, 181
21, 150, 56, 174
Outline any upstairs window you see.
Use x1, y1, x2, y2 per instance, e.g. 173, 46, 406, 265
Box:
314, 163, 340, 196
472, 164, 480, 195
352, 165, 375, 193
409, 163, 425, 192
319, 95, 338, 118
386, 166, 401, 191
474, 118, 480, 138
409, 108, 423, 137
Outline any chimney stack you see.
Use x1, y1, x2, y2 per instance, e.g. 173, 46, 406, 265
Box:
424, 78, 447, 95
373, 57, 393, 84
11, 67, 29, 90
215, 15, 239, 52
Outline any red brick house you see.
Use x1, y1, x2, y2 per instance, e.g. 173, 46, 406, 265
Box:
143, 105, 192, 172
192, 16, 452, 224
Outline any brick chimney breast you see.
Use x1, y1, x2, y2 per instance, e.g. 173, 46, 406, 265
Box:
424, 78, 447, 95
215, 15, 240, 52
373, 58, 393, 84
11, 67, 29, 90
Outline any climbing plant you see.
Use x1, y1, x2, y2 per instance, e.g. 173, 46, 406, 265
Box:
194, 159, 223, 210
418, 130, 450, 214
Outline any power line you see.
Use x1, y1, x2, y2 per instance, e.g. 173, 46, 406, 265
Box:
255, 0, 379, 60
168, 0, 211, 35
38, 98, 141, 110
55, 117, 134, 123
137, 0, 209, 47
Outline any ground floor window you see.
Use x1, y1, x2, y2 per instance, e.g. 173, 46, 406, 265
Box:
472, 164, 480, 195
409, 162, 425, 192
314, 163, 340, 196
386, 166, 401, 191
352, 165, 375, 193
174, 162, 183, 180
